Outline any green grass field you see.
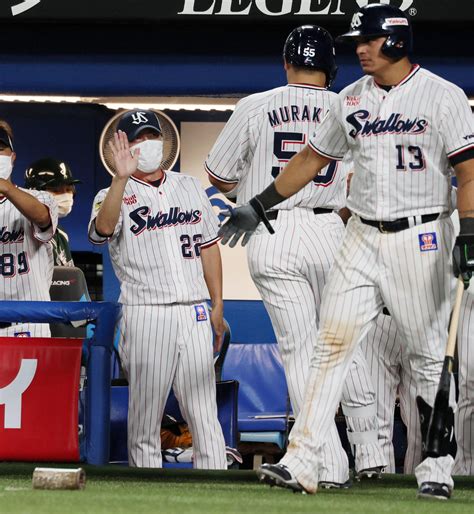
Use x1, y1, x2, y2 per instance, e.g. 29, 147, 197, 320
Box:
0, 464, 472, 514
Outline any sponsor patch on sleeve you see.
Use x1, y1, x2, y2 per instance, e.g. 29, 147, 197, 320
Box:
194, 304, 208, 322
418, 232, 438, 252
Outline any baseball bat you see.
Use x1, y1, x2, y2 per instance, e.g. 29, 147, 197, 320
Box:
425, 276, 464, 457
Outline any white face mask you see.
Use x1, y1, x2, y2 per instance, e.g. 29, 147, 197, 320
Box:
132, 140, 163, 174
54, 192, 74, 218
0, 155, 13, 180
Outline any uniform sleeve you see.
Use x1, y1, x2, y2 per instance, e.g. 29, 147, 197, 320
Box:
440, 85, 474, 161
88, 188, 122, 245
204, 98, 252, 184
197, 186, 220, 248
308, 95, 349, 160
30, 190, 58, 243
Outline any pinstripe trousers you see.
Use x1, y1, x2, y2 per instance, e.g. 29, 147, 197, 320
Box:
248, 209, 385, 483
118, 303, 227, 469
280, 215, 456, 493
453, 292, 474, 475
361, 313, 422, 473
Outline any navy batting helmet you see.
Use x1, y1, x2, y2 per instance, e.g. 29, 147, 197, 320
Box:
283, 25, 337, 88
337, 3, 412, 60
25, 158, 81, 190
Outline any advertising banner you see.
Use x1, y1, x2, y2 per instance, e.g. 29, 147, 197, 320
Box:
2, 1, 471, 23
0, 337, 82, 461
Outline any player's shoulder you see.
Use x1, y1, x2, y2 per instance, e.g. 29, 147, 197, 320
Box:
92, 187, 110, 205
416, 67, 467, 96
20, 187, 54, 202
165, 170, 203, 189
338, 75, 371, 99
236, 86, 288, 110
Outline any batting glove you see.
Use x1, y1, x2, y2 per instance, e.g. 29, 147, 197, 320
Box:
218, 198, 274, 248
453, 231, 474, 289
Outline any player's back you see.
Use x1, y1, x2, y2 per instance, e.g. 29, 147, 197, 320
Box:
207, 84, 347, 211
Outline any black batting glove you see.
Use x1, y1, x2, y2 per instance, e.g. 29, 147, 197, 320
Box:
218, 198, 274, 248
453, 219, 474, 289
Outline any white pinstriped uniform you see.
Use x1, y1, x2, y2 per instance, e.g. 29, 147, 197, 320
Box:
361, 313, 422, 473
453, 288, 474, 475
206, 83, 385, 482
279, 66, 474, 493
89, 171, 226, 469
0, 188, 57, 337
361, 196, 466, 475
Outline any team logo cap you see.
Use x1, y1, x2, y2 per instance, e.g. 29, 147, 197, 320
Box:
117, 110, 163, 142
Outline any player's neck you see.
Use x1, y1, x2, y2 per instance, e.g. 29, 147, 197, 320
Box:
133, 168, 164, 183
372, 58, 413, 87
286, 70, 326, 89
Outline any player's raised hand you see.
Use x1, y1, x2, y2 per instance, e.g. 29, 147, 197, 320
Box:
218, 198, 275, 247
109, 130, 139, 179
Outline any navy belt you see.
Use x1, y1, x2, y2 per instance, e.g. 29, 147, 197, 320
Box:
360, 213, 440, 233
267, 208, 333, 221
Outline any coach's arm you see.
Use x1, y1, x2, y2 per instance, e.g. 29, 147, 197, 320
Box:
200, 242, 225, 352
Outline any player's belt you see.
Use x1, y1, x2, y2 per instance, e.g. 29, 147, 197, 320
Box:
266, 208, 333, 221
360, 213, 440, 233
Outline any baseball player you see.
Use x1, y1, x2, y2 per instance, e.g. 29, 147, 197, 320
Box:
88, 109, 227, 469
24, 158, 81, 267
217, 3, 474, 500
0, 119, 58, 338
206, 25, 385, 485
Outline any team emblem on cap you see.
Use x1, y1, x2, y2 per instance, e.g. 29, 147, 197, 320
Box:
351, 12, 364, 29
130, 112, 149, 125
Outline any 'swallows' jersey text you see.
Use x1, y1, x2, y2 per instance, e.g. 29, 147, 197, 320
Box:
89, 172, 219, 305
205, 83, 348, 210
309, 65, 474, 220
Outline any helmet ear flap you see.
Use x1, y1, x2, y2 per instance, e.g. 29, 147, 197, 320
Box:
381, 35, 408, 60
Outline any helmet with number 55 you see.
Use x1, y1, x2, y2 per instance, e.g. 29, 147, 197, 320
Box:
283, 25, 338, 88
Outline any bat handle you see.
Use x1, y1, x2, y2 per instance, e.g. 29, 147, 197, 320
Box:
445, 277, 464, 359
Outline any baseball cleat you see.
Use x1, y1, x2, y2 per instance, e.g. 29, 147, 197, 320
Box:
257, 463, 305, 493
319, 480, 352, 490
355, 466, 385, 481
417, 482, 451, 500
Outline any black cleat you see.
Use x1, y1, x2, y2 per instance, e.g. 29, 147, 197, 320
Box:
257, 463, 305, 493
319, 480, 352, 490
356, 466, 384, 481
417, 482, 452, 500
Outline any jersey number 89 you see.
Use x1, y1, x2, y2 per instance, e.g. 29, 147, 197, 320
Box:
0, 251, 29, 277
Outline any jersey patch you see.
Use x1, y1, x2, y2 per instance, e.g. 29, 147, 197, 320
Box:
123, 194, 138, 206
14, 331, 31, 337
346, 95, 361, 107
194, 304, 208, 322
418, 232, 438, 252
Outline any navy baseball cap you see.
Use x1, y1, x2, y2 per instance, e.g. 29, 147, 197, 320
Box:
0, 127, 13, 150
117, 110, 162, 142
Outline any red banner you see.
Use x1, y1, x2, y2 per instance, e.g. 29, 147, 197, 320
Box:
0, 337, 82, 461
